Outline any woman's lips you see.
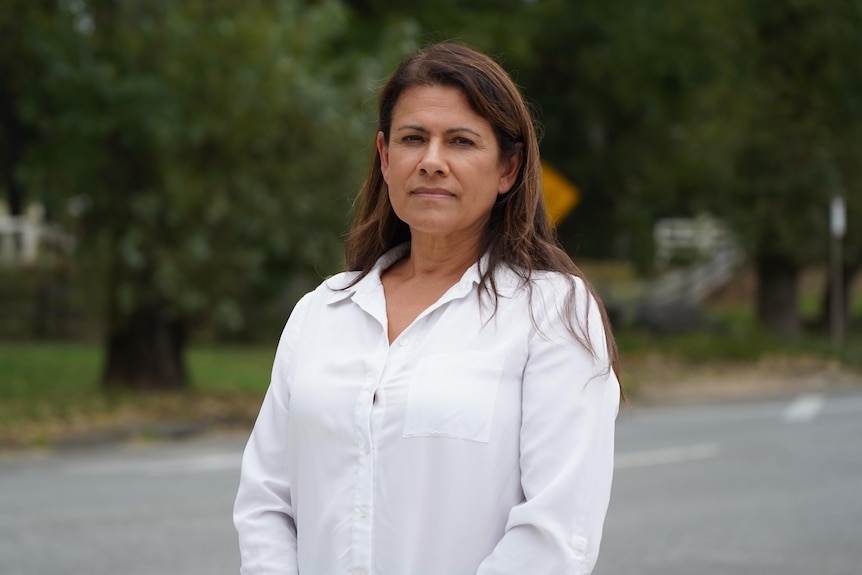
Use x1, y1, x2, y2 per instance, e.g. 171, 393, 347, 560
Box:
411, 187, 455, 198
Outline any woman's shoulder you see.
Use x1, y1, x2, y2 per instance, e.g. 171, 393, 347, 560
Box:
321, 271, 362, 292
282, 271, 362, 310
495, 266, 602, 330
496, 266, 589, 300
281, 271, 362, 327
295, 271, 363, 306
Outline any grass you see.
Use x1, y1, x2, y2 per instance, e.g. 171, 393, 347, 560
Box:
0, 343, 275, 449
187, 346, 276, 393
0, 343, 276, 400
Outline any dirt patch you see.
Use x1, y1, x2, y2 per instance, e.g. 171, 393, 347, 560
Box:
625, 354, 862, 405
0, 392, 263, 451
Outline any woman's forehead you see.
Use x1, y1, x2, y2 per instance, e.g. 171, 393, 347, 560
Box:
391, 85, 492, 131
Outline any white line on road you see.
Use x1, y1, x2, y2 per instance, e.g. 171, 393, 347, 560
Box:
615, 443, 721, 470
783, 393, 825, 424
64, 453, 241, 476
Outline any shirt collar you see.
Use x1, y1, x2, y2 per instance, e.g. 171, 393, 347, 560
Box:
324, 243, 411, 305
324, 244, 519, 304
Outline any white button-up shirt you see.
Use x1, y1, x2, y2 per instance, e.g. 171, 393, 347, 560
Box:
234, 246, 620, 575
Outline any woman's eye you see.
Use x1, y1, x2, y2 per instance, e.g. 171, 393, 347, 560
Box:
452, 137, 474, 146
401, 134, 423, 143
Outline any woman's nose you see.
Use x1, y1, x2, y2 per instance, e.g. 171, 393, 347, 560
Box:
418, 140, 448, 175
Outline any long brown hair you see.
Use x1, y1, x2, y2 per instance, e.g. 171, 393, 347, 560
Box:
344, 42, 620, 379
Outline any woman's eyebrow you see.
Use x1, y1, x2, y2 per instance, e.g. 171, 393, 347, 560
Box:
446, 127, 482, 137
395, 124, 482, 137
395, 124, 428, 133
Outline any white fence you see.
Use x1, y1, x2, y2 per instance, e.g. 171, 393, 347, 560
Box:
645, 214, 744, 304
0, 204, 75, 265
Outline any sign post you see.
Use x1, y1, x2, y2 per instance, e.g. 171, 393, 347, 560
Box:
829, 196, 846, 354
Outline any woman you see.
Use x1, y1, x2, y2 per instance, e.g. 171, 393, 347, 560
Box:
234, 42, 621, 575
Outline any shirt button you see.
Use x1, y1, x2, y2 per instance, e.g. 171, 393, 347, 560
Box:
358, 506, 370, 518
398, 338, 409, 346
362, 442, 371, 454
355, 569, 368, 575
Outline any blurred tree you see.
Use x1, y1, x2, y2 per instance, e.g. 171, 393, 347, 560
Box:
10, 0, 859, 385
501, 0, 738, 270
0, 0, 53, 215
17, 0, 413, 389
810, 3, 862, 333
723, 0, 862, 334
341, 0, 530, 55
512, 0, 861, 334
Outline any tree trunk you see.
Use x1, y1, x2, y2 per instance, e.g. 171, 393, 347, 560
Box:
1, 81, 26, 215
102, 302, 189, 391
756, 254, 801, 335
816, 261, 860, 332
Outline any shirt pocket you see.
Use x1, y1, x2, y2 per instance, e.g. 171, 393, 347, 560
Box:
402, 352, 504, 443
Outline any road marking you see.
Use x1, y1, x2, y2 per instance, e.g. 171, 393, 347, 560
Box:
783, 393, 825, 424
64, 453, 241, 476
615, 443, 721, 470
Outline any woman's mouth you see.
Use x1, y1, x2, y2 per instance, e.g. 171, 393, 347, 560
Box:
411, 187, 455, 198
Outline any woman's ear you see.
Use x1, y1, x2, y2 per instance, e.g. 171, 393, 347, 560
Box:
377, 131, 390, 184
497, 144, 523, 195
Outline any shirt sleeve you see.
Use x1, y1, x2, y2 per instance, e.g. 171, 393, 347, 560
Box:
476, 276, 620, 575
233, 292, 313, 575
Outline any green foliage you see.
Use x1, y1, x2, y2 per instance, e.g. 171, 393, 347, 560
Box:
342, 0, 532, 57
454, 0, 862, 281
14, 0, 417, 336
618, 309, 862, 368
5, 0, 862, 351
722, 0, 862, 265
495, 1, 744, 268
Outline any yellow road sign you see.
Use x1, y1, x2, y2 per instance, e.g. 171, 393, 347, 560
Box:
541, 161, 580, 225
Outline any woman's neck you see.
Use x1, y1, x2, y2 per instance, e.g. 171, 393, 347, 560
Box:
397, 235, 482, 281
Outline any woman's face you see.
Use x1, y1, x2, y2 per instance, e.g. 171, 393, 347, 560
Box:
377, 84, 519, 247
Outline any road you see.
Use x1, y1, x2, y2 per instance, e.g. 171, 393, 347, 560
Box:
1, 388, 860, 575
597, 387, 862, 575
0, 432, 246, 575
